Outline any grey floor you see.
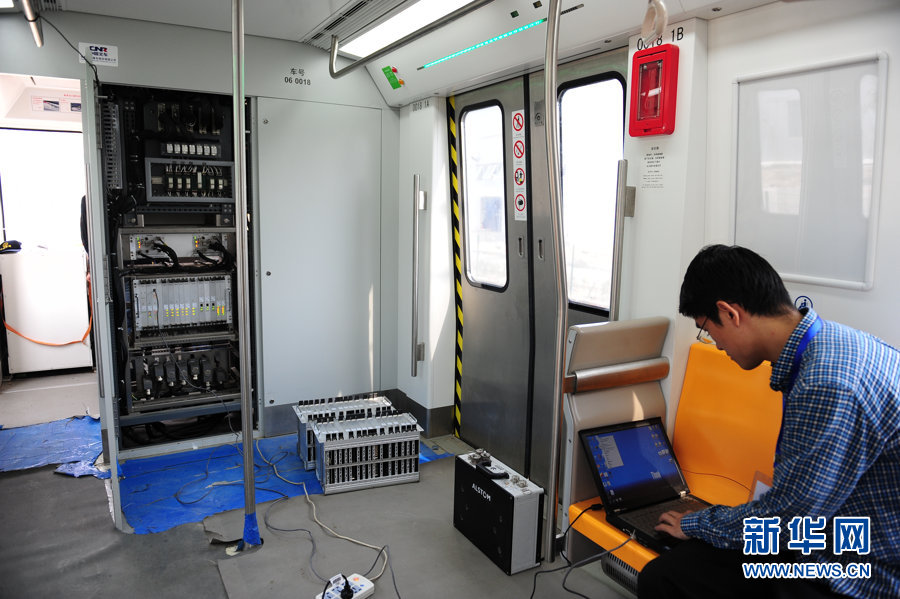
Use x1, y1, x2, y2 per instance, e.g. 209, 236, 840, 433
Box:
0, 370, 630, 599
0, 369, 99, 427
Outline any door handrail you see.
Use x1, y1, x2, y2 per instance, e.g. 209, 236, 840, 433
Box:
328, 0, 496, 79
411, 175, 426, 377
609, 159, 630, 321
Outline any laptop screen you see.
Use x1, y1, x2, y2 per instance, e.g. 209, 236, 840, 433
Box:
579, 417, 689, 512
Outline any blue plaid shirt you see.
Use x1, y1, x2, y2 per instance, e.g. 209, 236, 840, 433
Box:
680, 309, 900, 597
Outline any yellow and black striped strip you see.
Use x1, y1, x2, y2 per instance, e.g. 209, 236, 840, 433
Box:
447, 96, 463, 439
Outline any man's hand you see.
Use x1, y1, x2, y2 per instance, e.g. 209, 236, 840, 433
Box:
654, 510, 692, 540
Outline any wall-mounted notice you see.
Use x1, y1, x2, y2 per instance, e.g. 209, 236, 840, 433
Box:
640, 145, 665, 190
31, 92, 82, 113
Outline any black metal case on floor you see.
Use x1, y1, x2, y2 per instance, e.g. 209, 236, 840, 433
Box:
452, 450, 543, 575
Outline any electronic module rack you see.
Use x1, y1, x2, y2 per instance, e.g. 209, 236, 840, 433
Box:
294, 396, 421, 494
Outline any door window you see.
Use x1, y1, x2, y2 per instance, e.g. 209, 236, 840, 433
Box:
460, 104, 507, 288
559, 76, 624, 311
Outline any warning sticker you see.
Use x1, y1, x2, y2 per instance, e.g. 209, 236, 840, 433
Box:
511, 109, 527, 221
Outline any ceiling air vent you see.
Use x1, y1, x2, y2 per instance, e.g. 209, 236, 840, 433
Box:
300, 0, 410, 52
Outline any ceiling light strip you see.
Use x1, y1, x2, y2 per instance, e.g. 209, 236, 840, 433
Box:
418, 17, 547, 70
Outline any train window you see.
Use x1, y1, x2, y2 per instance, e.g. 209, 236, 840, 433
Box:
461, 104, 507, 288
559, 76, 625, 311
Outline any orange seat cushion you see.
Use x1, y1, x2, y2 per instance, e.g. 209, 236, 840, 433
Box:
673, 342, 782, 506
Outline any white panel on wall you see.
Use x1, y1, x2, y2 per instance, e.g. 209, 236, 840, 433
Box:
257, 97, 382, 406
734, 54, 887, 290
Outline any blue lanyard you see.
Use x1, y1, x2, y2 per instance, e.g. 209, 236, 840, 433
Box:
776, 316, 823, 457
787, 316, 823, 390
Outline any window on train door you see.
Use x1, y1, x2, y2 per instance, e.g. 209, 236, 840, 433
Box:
559, 75, 625, 311
461, 104, 507, 288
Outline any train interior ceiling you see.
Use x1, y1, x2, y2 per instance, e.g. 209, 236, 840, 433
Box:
0, 0, 898, 598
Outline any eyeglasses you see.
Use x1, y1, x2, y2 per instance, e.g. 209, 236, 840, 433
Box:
696, 317, 712, 344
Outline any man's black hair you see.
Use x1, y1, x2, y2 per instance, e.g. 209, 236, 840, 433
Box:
679, 244, 794, 324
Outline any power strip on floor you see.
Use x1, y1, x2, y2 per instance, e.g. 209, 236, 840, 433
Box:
315, 573, 375, 599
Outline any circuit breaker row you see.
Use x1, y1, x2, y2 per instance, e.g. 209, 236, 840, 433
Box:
312, 413, 421, 495
147, 158, 234, 202
292, 395, 393, 470
132, 274, 232, 335
161, 141, 222, 159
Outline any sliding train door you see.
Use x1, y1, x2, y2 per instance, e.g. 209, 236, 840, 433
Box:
452, 48, 627, 486
529, 49, 628, 490
453, 79, 533, 474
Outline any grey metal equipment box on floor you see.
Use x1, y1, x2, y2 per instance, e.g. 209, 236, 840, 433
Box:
312, 412, 421, 494
292, 395, 394, 469
453, 449, 543, 575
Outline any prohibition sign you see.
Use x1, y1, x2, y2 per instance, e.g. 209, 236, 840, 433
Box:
513, 139, 525, 159
515, 194, 526, 211
514, 167, 525, 186
513, 112, 524, 132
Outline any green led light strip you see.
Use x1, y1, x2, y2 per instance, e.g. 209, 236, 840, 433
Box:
418, 18, 547, 70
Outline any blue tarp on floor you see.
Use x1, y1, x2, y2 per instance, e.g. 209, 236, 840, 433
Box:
119, 435, 452, 534
0, 415, 108, 478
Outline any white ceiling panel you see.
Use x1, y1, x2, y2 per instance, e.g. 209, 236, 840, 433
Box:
14, 0, 778, 105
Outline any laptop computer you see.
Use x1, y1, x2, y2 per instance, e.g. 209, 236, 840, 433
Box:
579, 417, 709, 553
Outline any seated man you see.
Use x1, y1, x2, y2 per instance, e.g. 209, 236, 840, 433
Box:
638, 245, 900, 598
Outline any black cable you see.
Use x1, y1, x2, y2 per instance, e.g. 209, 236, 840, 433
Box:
196, 250, 219, 264
558, 539, 633, 599
136, 250, 162, 264
383, 545, 403, 599
208, 240, 233, 271
262, 496, 330, 583
529, 504, 624, 599
560, 503, 603, 564
152, 241, 180, 268
36, 14, 100, 90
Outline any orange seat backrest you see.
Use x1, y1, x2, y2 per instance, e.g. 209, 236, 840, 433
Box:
672, 342, 783, 506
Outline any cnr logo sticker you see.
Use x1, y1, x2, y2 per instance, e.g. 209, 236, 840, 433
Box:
78, 42, 119, 67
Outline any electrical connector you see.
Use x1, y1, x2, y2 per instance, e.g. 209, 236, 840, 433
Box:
340, 575, 354, 599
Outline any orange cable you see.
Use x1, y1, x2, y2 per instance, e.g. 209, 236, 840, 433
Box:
0, 277, 93, 347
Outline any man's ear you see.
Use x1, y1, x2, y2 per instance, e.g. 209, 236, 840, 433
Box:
715, 300, 743, 326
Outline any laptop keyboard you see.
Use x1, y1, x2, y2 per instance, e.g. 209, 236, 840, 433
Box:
620, 496, 708, 533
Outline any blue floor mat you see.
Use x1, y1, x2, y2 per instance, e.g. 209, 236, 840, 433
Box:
419, 441, 451, 463
120, 435, 319, 534
119, 435, 452, 534
0, 415, 108, 478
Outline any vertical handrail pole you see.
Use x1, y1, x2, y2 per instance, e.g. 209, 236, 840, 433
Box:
411, 175, 421, 377
231, 0, 259, 547
543, 0, 566, 562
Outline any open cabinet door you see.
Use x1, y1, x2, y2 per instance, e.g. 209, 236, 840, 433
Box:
81, 65, 129, 531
